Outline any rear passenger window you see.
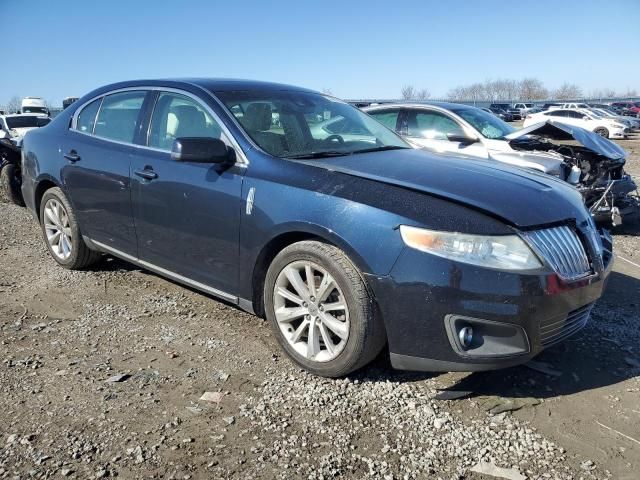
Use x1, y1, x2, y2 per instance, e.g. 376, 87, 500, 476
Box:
94, 91, 146, 143
148, 92, 223, 150
369, 110, 400, 131
76, 98, 102, 134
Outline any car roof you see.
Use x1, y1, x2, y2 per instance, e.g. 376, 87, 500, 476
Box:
91, 78, 318, 95
364, 101, 478, 111
0, 113, 47, 119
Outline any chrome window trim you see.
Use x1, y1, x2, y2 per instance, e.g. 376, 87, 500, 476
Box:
89, 238, 238, 302
69, 86, 248, 166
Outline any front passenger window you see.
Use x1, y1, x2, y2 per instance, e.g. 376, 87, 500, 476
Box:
148, 93, 223, 150
407, 111, 464, 140
369, 110, 401, 131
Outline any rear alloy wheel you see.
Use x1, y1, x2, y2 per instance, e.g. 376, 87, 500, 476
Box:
39, 187, 101, 269
264, 241, 386, 377
594, 127, 609, 138
0, 163, 25, 206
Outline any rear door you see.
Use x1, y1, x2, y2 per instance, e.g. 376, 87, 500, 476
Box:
131, 90, 245, 295
367, 108, 403, 134
62, 90, 152, 256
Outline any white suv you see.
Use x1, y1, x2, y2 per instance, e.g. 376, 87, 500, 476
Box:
524, 108, 628, 139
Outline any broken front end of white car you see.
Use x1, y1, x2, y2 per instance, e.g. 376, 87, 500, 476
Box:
505, 121, 639, 226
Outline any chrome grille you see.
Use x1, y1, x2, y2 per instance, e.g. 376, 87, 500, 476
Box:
539, 303, 593, 346
524, 226, 591, 281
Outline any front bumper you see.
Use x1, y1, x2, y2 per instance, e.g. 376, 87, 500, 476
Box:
366, 231, 613, 372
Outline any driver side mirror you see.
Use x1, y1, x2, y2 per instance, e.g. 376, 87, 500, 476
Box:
171, 137, 235, 164
446, 133, 479, 144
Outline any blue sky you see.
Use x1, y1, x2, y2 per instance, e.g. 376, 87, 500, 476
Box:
3, 0, 639, 106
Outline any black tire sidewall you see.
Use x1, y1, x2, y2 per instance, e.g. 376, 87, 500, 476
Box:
1, 163, 25, 206
39, 187, 85, 268
264, 242, 373, 377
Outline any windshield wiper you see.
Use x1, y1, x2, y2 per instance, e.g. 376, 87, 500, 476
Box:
284, 151, 350, 159
350, 145, 411, 154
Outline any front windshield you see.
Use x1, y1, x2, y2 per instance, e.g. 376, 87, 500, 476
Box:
216, 90, 409, 158
6, 116, 45, 129
451, 107, 516, 139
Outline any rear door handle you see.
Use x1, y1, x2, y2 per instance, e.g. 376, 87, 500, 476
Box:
64, 151, 80, 163
134, 168, 158, 180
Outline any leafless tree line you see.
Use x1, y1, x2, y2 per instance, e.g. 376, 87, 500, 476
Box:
0, 95, 55, 113
400, 79, 637, 102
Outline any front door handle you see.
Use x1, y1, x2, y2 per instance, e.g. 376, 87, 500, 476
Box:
134, 168, 158, 181
64, 151, 81, 163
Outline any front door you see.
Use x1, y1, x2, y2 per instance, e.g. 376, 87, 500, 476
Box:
131, 91, 244, 295
403, 109, 488, 159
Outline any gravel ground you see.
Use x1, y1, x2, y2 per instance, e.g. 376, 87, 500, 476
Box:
0, 134, 639, 479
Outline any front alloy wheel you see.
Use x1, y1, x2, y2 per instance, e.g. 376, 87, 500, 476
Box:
264, 240, 386, 377
274, 260, 350, 362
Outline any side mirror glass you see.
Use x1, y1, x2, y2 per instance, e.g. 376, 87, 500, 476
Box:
171, 137, 235, 164
446, 133, 479, 144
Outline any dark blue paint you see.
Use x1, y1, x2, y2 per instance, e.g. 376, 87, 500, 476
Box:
20, 79, 611, 371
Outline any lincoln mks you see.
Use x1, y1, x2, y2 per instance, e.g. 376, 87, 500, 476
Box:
21, 79, 612, 377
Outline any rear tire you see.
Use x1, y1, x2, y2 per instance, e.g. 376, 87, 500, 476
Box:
39, 187, 101, 269
0, 163, 25, 206
594, 127, 609, 138
264, 240, 386, 377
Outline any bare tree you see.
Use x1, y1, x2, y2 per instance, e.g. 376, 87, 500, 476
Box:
5, 95, 21, 113
401, 85, 416, 100
518, 78, 548, 100
618, 88, 638, 98
553, 83, 583, 100
415, 88, 430, 101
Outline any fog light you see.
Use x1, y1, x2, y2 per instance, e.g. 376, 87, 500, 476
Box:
458, 326, 473, 348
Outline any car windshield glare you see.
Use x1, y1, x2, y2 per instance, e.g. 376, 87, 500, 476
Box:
452, 108, 516, 139
216, 90, 408, 158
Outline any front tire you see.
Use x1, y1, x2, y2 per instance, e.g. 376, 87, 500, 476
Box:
39, 187, 101, 269
594, 127, 609, 138
264, 241, 386, 377
0, 163, 25, 206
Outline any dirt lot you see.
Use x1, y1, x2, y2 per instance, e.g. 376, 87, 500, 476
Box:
1, 135, 639, 480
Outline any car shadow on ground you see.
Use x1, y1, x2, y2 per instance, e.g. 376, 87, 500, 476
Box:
357, 271, 640, 400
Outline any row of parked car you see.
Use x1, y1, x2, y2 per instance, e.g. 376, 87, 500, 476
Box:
0, 79, 636, 378
485, 101, 640, 121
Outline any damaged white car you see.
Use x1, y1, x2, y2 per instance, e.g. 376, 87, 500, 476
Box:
0, 114, 50, 205
364, 102, 639, 225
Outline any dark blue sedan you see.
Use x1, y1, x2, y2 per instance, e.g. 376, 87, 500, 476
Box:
21, 79, 612, 377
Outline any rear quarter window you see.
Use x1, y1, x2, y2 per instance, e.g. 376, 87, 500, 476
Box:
75, 98, 102, 133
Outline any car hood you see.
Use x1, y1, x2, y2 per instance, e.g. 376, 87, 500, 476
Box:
299, 148, 588, 228
505, 120, 626, 160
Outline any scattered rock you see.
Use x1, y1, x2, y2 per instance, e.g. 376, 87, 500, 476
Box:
470, 461, 526, 480
525, 360, 562, 377
222, 416, 235, 425
200, 391, 224, 403
433, 417, 449, 429
105, 374, 130, 383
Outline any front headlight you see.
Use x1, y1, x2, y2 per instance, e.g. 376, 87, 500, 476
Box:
399, 225, 542, 270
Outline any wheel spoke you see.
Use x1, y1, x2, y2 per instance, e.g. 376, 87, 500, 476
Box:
307, 322, 320, 359
284, 266, 310, 299
275, 286, 303, 305
47, 230, 61, 244
45, 207, 60, 227
290, 320, 309, 343
305, 264, 317, 298
316, 272, 336, 302
275, 306, 308, 323
319, 323, 335, 355
320, 312, 348, 340
322, 301, 346, 313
